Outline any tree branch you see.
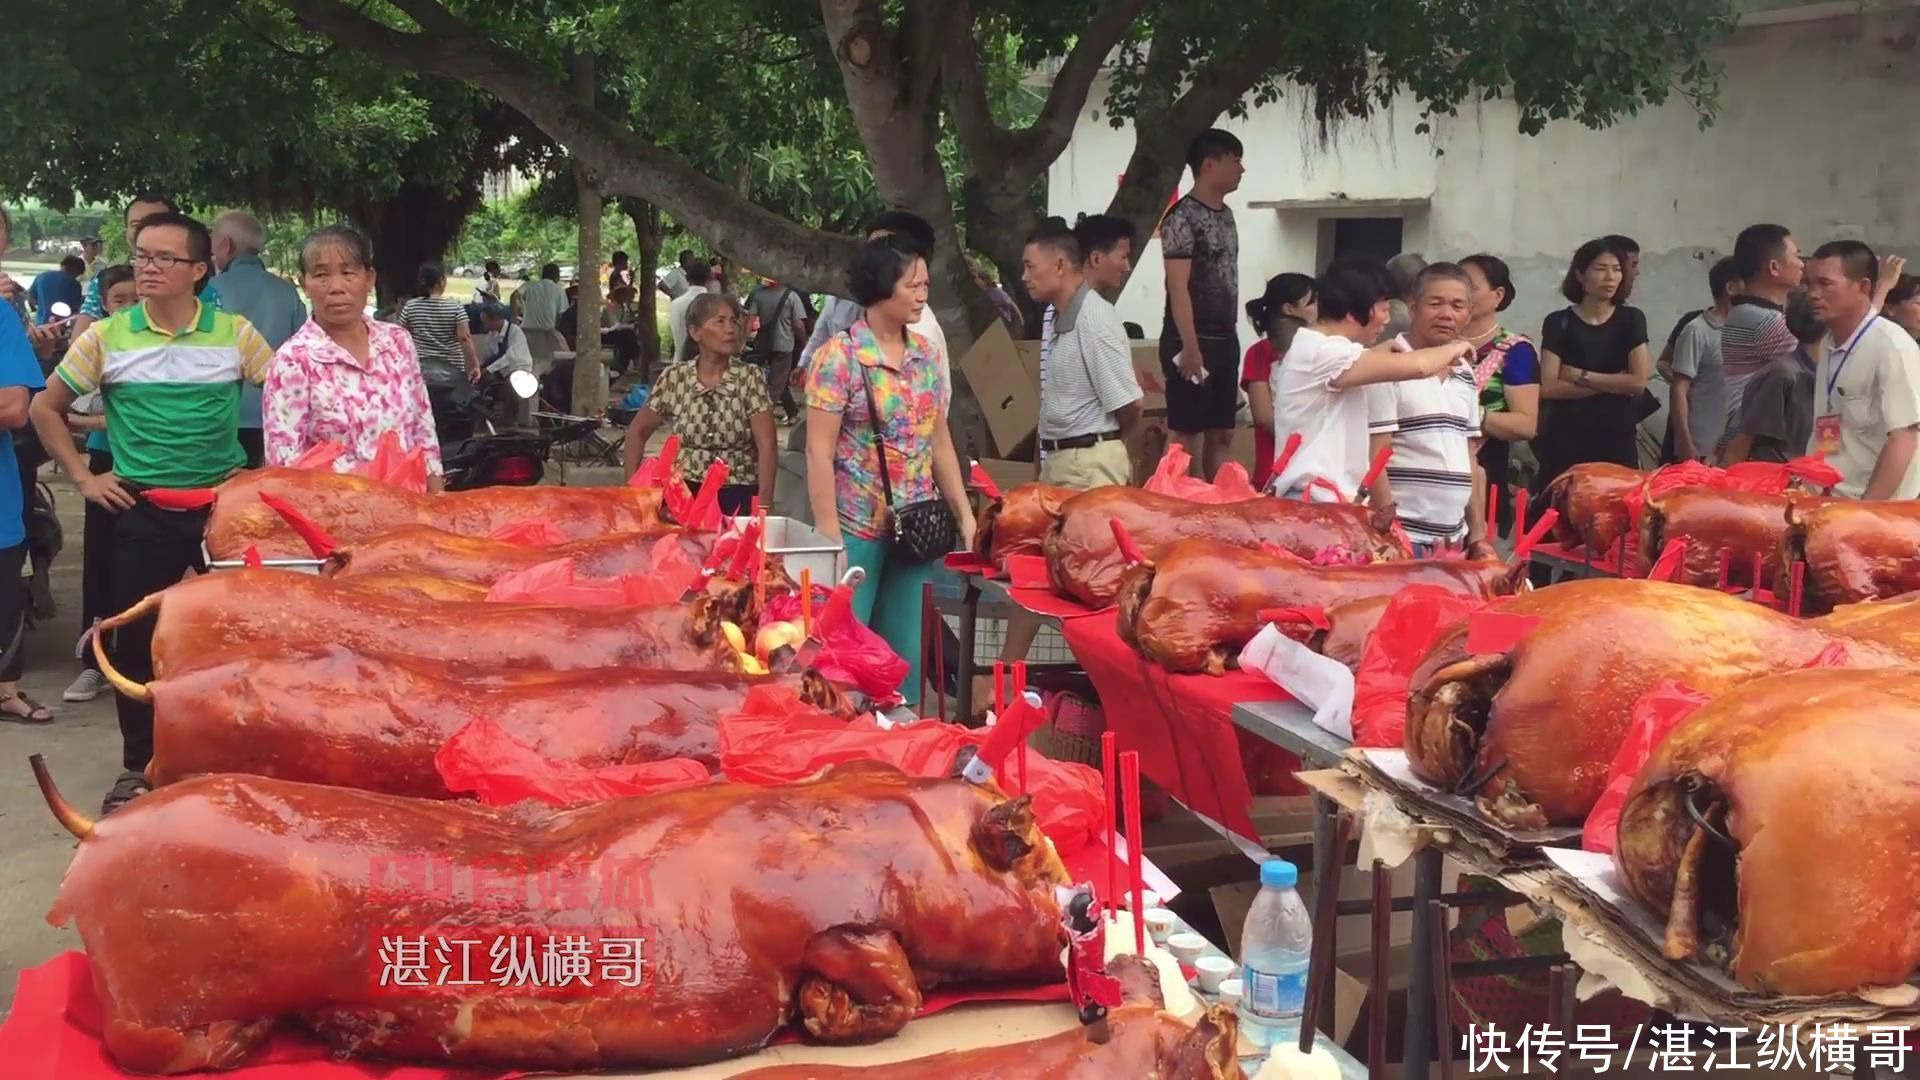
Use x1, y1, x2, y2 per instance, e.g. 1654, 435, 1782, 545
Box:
1167, 8, 1295, 132
273, 0, 859, 295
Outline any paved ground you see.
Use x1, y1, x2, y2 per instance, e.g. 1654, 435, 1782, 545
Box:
0, 472, 119, 1017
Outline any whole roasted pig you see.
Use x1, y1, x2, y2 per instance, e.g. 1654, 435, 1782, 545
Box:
1543, 462, 1644, 562
1115, 539, 1517, 674
322, 523, 715, 586
1614, 668, 1920, 995
105, 569, 741, 679
733, 956, 1241, 1079
123, 645, 845, 796
36, 759, 1069, 1073
1781, 498, 1920, 613
203, 467, 669, 559
1638, 488, 1830, 590
332, 572, 489, 603
1404, 579, 1901, 827
1045, 488, 1405, 609
973, 483, 1075, 564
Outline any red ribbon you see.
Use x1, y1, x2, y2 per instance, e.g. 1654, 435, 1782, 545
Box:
257, 492, 338, 558
1110, 519, 1147, 566
968, 461, 1003, 500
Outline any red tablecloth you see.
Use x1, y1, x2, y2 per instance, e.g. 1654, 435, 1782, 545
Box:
1059, 609, 1305, 841
0, 951, 1069, 1080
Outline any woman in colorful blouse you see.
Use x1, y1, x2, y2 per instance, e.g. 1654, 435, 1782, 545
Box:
1458, 254, 1539, 538
262, 226, 445, 489
621, 291, 775, 514
805, 237, 976, 705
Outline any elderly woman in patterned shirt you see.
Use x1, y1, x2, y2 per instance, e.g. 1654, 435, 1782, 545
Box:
262, 225, 444, 489
621, 291, 776, 514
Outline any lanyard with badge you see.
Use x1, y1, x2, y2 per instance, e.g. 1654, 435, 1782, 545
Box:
1815, 315, 1877, 457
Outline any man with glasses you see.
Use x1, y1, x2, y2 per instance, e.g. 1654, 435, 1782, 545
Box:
72, 192, 220, 336
29, 211, 274, 816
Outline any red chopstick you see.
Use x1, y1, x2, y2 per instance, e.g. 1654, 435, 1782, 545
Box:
1273, 432, 1303, 481
1511, 508, 1557, 564
1789, 560, 1807, 616
1014, 662, 1030, 794
1102, 732, 1117, 911
1360, 445, 1392, 493
1485, 483, 1499, 544
1122, 751, 1146, 955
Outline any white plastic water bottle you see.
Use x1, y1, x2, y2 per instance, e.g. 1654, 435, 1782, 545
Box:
1238, 858, 1313, 1052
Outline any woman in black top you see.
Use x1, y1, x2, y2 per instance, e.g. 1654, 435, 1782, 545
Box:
1534, 237, 1652, 494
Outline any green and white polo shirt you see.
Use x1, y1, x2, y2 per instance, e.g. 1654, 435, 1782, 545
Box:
56, 300, 274, 489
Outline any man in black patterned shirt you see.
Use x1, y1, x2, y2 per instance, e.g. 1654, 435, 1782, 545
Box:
1161, 128, 1245, 479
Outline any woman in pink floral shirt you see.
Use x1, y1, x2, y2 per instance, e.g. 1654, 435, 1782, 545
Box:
263, 226, 444, 489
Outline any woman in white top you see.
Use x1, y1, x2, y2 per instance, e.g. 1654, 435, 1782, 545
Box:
1269, 258, 1471, 502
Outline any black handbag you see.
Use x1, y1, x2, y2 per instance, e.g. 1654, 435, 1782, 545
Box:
861, 360, 958, 561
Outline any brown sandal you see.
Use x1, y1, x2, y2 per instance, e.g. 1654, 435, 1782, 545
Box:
0, 692, 53, 723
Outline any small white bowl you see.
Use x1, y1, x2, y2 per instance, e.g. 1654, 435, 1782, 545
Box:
1121, 889, 1163, 910
1193, 955, 1235, 993
1216, 977, 1244, 1007
1143, 908, 1178, 944
1166, 932, 1209, 966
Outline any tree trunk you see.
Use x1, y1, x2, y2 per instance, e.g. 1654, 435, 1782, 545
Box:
570, 50, 607, 417
347, 180, 479, 309
622, 196, 663, 381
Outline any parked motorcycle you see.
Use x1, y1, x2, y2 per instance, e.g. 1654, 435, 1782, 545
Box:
435, 369, 550, 490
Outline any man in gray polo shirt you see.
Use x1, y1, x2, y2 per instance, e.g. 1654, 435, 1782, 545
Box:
1023, 222, 1142, 488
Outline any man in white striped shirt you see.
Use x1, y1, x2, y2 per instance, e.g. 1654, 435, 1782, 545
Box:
1025, 223, 1142, 487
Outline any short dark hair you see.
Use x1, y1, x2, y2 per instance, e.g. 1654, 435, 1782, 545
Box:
417, 263, 446, 293
1707, 255, 1739, 301
848, 236, 925, 307
1315, 257, 1393, 324
1025, 222, 1082, 268
1809, 239, 1878, 288
1459, 254, 1518, 312
1186, 128, 1244, 172
484, 260, 502, 274
1073, 214, 1136, 259
59, 255, 86, 276
685, 259, 713, 287
867, 210, 936, 258
298, 224, 373, 275
1560, 238, 1628, 304
1733, 224, 1793, 282
1247, 272, 1316, 331
678, 249, 694, 262
1603, 234, 1640, 256
1412, 261, 1475, 302
1888, 273, 1920, 308
134, 211, 213, 268
541, 262, 562, 281
611, 251, 628, 264
124, 191, 179, 219
96, 263, 135, 297
1785, 288, 1824, 345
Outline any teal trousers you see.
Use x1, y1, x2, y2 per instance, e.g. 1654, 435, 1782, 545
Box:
841, 531, 947, 706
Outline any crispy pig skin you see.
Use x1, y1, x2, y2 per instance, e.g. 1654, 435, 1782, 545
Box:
1786, 499, 1920, 614
1614, 669, 1920, 995
975, 483, 1075, 564
1404, 579, 1890, 825
142, 570, 735, 679
1045, 488, 1405, 609
1116, 539, 1511, 674
324, 523, 713, 585
48, 762, 1068, 1073
148, 646, 843, 795
205, 467, 668, 559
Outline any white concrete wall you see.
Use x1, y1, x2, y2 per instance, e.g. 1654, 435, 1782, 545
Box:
1049, 8, 1920, 350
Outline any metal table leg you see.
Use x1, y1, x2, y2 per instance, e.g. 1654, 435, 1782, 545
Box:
954, 578, 981, 721
1402, 846, 1444, 1080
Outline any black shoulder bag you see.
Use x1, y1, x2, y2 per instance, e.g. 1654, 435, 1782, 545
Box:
860, 358, 958, 561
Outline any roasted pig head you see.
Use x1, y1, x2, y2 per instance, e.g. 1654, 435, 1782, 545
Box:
1115, 539, 1517, 674
974, 483, 1075, 564
1544, 462, 1643, 561
34, 758, 1069, 1073
1405, 579, 1884, 828
1613, 668, 1920, 996
1780, 498, 1920, 614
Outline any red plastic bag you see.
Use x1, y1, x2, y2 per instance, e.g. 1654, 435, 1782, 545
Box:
435, 716, 711, 807
716, 687, 1103, 856
485, 541, 700, 607
488, 519, 571, 547
1582, 680, 1712, 854
288, 441, 346, 471
1351, 586, 1493, 747
630, 433, 681, 489
761, 583, 908, 701
353, 430, 428, 493
1143, 443, 1260, 503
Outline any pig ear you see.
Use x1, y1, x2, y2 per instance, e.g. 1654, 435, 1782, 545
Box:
970, 794, 1038, 874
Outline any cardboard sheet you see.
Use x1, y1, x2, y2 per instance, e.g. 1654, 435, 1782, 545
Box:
1344, 748, 1581, 860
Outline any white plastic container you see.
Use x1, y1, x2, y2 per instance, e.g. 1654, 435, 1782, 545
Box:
758, 516, 842, 587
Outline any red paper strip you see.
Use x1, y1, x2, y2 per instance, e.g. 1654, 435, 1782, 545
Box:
943, 552, 998, 577
257, 492, 339, 558
1648, 538, 1688, 581
1359, 444, 1392, 492
1004, 553, 1051, 590
141, 486, 217, 511
1272, 432, 1304, 481
1257, 606, 1331, 631
1110, 519, 1147, 566
1510, 507, 1557, 563
1466, 611, 1544, 655
241, 545, 263, 569
968, 460, 1003, 500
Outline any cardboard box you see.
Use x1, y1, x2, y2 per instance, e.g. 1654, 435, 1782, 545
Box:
975, 457, 1037, 496
957, 321, 1039, 458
